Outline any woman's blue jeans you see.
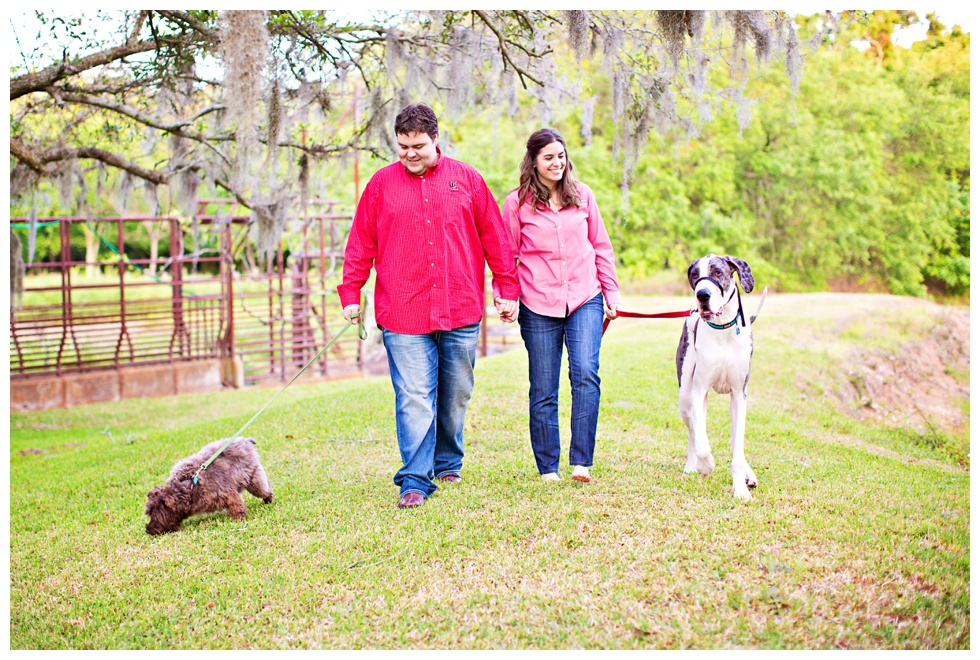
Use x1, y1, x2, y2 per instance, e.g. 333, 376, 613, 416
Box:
381, 322, 479, 498
518, 293, 605, 475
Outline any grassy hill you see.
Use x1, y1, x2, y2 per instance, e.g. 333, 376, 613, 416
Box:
8, 293, 969, 649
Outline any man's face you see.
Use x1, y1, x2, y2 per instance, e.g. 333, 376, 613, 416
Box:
396, 131, 438, 175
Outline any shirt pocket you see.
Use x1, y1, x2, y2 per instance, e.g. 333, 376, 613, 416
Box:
443, 188, 475, 230
518, 209, 558, 258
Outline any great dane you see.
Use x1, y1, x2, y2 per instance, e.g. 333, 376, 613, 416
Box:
676, 254, 766, 500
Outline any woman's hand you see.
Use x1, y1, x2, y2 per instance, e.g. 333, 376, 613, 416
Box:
604, 303, 619, 320
495, 297, 518, 323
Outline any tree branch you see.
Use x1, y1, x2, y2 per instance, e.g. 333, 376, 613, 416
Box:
52, 90, 232, 166
10, 139, 169, 185
155, 10, 219, 43
10, 38, 159, 100
10, 139, 46, 173
128, 10, 150, 46
473, 10, 544, 89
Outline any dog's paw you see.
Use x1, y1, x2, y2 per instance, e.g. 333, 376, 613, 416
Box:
696, 454, 715, 477
732, 482, 753, 500
740, 466, 758, 489
263, 494, 274, 504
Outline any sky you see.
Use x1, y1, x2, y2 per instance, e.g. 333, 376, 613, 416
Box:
779, 3, 974, 46
7, 6, 976, 59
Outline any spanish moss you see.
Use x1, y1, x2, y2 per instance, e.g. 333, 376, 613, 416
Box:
218, 10, 270, 190
565, 10, 590, 62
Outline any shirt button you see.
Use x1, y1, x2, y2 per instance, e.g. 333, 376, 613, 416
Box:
430, 263, 434, 267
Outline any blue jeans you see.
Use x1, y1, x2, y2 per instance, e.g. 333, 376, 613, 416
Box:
382, 322, 479, 498
518, 293, 605, 475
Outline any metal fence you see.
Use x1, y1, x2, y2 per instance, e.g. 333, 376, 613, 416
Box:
10, 200, 514, 389
9, 201, 361, 385
10, 215, 229, 377
193, 199, 362, 384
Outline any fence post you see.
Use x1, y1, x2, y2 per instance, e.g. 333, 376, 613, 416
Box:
169, 216, 189, 359
291, 255, 310, 371
220, 212, 243, 388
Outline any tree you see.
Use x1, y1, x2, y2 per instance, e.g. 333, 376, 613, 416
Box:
10, 9, 847, 219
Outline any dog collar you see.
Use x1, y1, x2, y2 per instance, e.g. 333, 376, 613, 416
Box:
701, 286, 746, 333
705, 308, 744, 331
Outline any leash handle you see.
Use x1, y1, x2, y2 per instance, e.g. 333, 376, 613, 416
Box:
197, 317, 363, 475
602, 308, 695, 336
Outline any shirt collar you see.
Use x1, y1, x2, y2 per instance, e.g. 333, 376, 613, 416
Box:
426, 147, 443, 176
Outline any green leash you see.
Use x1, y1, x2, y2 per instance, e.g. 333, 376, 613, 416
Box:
192, 313, 368, 485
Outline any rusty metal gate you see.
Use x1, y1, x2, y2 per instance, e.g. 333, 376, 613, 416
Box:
10, 199, 515, 398
9, 201, 362, 387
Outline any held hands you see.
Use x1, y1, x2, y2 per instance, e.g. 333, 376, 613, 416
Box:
604, 303, 619, 320
343, 304, 361, 323
494, 297, 518, 323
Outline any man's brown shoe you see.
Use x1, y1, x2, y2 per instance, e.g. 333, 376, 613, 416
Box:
398, 492, 425, 509
437, 473, 462, 483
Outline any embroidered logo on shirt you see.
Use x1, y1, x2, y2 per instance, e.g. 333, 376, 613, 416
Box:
448, 181, 458, 191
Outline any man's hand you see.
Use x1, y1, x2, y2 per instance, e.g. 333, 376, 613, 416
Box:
343, 304, 361, 323
604, 303, 619, 320
494, 297, 518, 323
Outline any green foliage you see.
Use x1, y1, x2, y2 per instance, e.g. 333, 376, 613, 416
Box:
446, 17, 969, 298
12, 12, 969, 299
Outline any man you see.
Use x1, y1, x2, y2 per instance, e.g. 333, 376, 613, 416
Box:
339, 103, 520, 509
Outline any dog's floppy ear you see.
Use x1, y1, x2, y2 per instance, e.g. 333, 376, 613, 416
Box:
724, 256, 754, 293
162, 479, 192, 509
145, 487, 164, 514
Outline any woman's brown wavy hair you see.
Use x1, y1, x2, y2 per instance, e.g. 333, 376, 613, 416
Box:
517, 128, 581, 209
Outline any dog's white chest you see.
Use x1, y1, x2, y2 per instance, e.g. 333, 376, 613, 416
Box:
690, 322, 752, 394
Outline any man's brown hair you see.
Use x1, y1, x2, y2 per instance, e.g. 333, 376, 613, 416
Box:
394, 103, 439, 139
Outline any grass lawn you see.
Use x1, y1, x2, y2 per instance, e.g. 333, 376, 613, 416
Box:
8, 293, 969, 649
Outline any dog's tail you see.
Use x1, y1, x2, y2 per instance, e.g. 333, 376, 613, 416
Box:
749, 287, 768, 324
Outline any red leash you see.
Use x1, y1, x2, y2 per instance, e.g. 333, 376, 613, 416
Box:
602, 308, 694, 336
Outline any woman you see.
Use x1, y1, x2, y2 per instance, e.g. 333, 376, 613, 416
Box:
501, 128, 621, 483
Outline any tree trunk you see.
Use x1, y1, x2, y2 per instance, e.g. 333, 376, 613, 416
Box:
81, 223, 100, 278
145, 221, 165, 275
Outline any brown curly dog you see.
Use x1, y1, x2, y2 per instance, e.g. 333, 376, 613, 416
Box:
145, 436, 274, 535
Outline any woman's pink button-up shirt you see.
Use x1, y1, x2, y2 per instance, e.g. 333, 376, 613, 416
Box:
501, 182, 621, 318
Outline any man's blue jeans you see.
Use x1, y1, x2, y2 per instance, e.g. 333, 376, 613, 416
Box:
518, 294, 605, 475
382, 322, 479, 498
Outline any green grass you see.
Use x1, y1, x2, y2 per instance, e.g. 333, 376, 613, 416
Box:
9, 293, 969, 649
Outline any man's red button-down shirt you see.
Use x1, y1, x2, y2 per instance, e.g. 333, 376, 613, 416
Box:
338, 152, 520, 334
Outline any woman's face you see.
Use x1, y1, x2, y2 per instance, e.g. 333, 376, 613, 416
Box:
533, 140, 566, 188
